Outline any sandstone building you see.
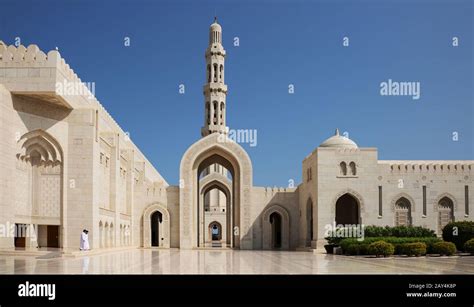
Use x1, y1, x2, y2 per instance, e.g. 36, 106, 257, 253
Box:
0, 19, 472, 251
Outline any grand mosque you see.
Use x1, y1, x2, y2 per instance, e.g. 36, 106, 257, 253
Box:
0, 19, 472, 251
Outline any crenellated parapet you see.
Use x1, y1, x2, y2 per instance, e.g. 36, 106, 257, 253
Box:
0, 41, 167, 186
380, 160, 473, 174
0, 42, 123, 133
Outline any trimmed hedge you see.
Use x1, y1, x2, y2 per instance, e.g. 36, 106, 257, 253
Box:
442, 221, 474, 251
399, 243, 427, 257
325, 225, 436, 245
340, 237, 442, 255
346, 244, 369, 256
364, 225, 436, 238
432, 242, 457, 256
368, 241, 395, 257
464, 239, 474, 254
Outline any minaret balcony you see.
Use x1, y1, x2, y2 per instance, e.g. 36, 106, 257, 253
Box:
205, 47, 226, 57
203, 83, 227, 94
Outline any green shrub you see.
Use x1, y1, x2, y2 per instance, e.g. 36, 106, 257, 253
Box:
442, 221, 474, 251
432, 242, 457, 256
399, 242, 427, 256
368, 241, 395, 257
463, 238, 474, 254
340, 237, 441, 255
346, 244, 360, 255
364, 225, 436, 238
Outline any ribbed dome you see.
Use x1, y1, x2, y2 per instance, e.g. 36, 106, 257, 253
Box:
320, 129, 358, 149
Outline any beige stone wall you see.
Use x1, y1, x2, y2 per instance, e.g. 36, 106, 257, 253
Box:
250, 186, 299, 250
299, 146, 473, 249
0, 43, 168, 250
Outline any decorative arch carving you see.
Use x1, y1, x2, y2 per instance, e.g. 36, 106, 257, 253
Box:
17, 129, 63, 164
390, 193, 417, 212
433, 192, 457, 212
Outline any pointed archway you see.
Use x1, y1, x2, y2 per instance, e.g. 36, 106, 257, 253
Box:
335, 193, 360, 225
262, 205, 290, 250
180, 133, 253, 249
143, 203, 170, 248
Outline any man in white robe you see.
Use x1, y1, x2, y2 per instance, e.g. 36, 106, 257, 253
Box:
80, 229, 90, 251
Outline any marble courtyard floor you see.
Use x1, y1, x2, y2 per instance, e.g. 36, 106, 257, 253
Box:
0, 249, 473, 274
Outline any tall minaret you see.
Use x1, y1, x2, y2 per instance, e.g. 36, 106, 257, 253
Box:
201, 17, 228, 137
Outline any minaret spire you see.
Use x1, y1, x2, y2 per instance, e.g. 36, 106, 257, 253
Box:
201, 18, 228, 137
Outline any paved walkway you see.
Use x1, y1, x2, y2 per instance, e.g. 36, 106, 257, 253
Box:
0, 249, 473, 274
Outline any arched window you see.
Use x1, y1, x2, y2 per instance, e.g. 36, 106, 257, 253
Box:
395, 197, 412, 226
220, 102, 224, 124
213, 63, 218, 82
207, 64, 211, 83
213, 101, 218, 124
340, 162, 347, 176
349, 162, 356, 176
438, 197, 454, 234
206, 101, 210, 125
219, 65, 223, 83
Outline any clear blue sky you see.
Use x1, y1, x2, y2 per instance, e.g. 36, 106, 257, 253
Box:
2, 0, 473, 186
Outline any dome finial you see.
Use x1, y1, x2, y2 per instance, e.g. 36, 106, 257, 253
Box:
214, 16, 217, 23
335, 128, 340, 136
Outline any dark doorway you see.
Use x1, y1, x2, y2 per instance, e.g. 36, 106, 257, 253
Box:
151, 211, 162, 247
306, 199, 313, 247
47, 225, 59, 248
270, 212, 282, 249
335, 194, 360, 225
14, 224, 27, 248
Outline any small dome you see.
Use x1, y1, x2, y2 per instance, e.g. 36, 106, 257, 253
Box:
319, 129, 358, 149
210, 17, 221, 31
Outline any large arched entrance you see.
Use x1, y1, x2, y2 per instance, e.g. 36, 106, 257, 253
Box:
335, 193, 360, 225
200, 176, 231, 247
180, 133, 253, 249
